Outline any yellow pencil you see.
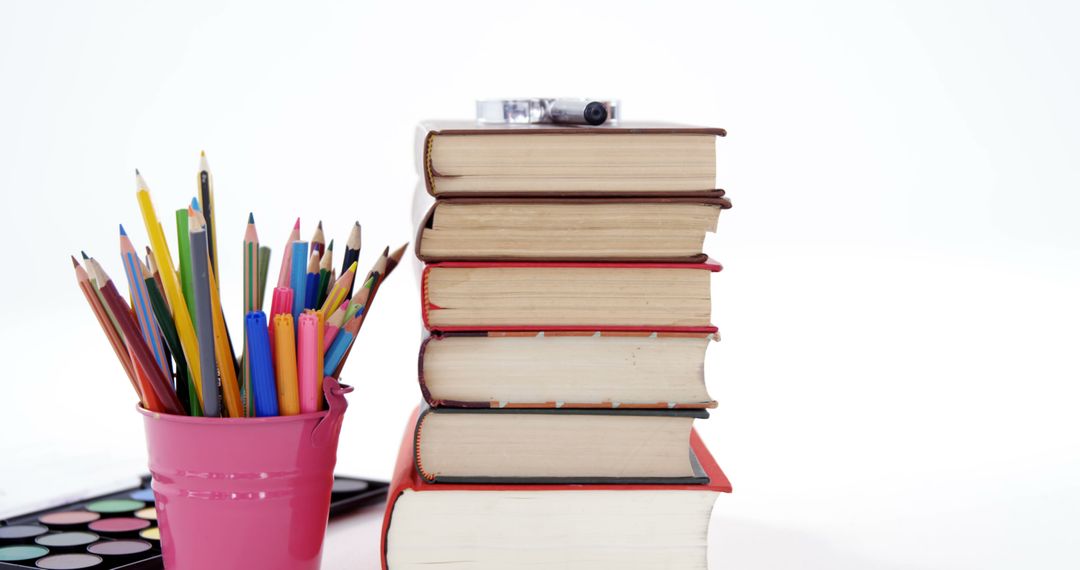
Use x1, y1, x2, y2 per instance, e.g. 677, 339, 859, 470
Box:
272, 314, 300, 415
136, 170, 203, 403
319, 261, 357, 315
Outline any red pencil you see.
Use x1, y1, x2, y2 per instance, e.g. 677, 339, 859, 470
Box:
97, 271, 184, 415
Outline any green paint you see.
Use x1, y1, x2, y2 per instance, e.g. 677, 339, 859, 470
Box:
0, 545, 49, 562
86, 499, 145, 514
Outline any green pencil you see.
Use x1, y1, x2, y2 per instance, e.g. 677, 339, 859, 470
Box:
257, 245, 271, 310
176, 209, 197, 324
146, 275, 201, 416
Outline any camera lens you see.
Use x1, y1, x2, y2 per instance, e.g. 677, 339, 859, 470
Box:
583, 102, 608, 125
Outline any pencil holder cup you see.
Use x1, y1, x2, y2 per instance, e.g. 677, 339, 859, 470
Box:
138, 376, 351, 570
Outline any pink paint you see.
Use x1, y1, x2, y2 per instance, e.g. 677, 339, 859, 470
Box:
138, 377, 351, 570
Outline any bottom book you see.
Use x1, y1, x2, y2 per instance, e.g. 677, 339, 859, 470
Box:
381, 407, 732, 570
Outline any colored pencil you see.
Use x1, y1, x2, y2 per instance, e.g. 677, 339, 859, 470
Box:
145, 274, 199, 416
304, 250, 320, 310
275, 218, 300, 288
72, 256, 139, 396
317, 240, 333, 306
297, 312, 319, 414
144, 247, 170, 316
311, 221, 326, 258
205, 256, 244, 418
119, 225, 169, 378
290, 241, 309, 324
272, 314, 300, 415
188, 210, 221, 417
245, 312, 279, 417
198, 151, 219, 274
257, 245, 272, 310
243, 213, 260, 416
341, 222, 361, 299
323, 313, 361, 375
319, 261, 357, 316
323, 302, 347, 347
175, 209, 197, 323
137, 171, 204, 404
96, 270, 183, 415
325, 268, 337, 301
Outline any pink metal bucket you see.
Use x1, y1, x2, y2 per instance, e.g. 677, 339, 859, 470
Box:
138, 376, 351, 570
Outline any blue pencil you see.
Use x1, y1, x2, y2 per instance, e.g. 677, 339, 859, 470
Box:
245, 311, 279, 417
322, 329, 353, 374
290, 241, 308, 324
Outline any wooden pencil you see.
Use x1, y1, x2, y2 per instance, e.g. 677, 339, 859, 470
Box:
198, 151, 219, 274
275, 218, 300, 288
72, 256, 139, 397
311, 221, 326, 258
137, 171, 204, 405
119, 225, 169, 378
319, 261, 357, 315
145, 274, 198, 416
257, 245, 271, 309
96, 268, 184, 415
188, 209, 221, 417
341, 222, 361, 299
317, 239, 333, 306
243, 213, 260, 416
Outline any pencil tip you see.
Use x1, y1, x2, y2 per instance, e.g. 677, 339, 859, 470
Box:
119, 224, 127, 236
248, 212, 255, 224
317, 220, 323, 229
135, 168, 140, 175
293, 218, 301, 230
191, 197, 200, 211
328, 239, 334, 249
71, 255, 79, 267
354, 221, 360, 227
200, 150, 206, 157
80, 250, 90, 260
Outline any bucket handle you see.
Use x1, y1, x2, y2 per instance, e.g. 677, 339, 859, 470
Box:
312, 376, 352, 448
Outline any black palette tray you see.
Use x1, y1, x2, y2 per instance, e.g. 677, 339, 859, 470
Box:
0, 475, 387, 569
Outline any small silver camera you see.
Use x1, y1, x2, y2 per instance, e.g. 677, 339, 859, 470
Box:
476, 98, 619, 126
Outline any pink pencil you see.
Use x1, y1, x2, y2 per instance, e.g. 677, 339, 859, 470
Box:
275, 218, 301, 288
297, 312, 319, 413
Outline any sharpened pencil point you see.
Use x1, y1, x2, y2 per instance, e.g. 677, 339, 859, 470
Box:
293, 218, 301, 230
119, 224, 127, 236
328, 239, 334, 249
248, 212, 255, 224
135, 168, 140, 175
191, 197, 200, 211
200, 150, 206, 157
81, 251, 90, 260
317, 220, 323, 230
71, 255, 79, 268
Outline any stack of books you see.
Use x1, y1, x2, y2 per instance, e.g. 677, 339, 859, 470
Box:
382, 121, 733, 570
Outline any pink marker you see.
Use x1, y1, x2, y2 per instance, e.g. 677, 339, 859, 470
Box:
297, 313, 320, 414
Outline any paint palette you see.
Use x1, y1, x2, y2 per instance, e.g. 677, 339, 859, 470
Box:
0, 475, 387, 569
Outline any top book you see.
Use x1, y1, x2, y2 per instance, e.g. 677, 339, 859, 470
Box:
419, 121, 726, 197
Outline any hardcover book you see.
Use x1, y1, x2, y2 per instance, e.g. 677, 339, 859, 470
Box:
415, 195, 731, 262
419, 331, 718, 409
382, 408, 732, 570
419, 121, 726, 196
421, 260, 722, 332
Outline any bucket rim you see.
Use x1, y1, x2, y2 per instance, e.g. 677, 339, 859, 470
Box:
136, 404, 329, 425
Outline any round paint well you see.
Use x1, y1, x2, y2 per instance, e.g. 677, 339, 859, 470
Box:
34, 552, 103, 569
35, 532, 98, 548
134, 507, 157, 521
87, 539, 152, 556
0, 524, 49, 540
87, 518, 149, 533
138, 527, 160, 541
129, 489, 155, 502
332, 479, 369, 494
84, 499, 144, 514
0, 545, 49, 561
38, 512, 100, 526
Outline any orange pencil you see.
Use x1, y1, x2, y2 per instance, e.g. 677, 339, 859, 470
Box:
72, 256, 139, 398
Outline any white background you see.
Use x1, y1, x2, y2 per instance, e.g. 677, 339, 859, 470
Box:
2, 1, 1078, 568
